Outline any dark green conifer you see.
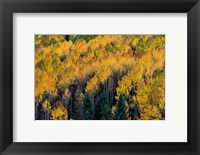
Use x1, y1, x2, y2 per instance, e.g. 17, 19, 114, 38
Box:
115, 94, 127, 120
82, 93, 93, 120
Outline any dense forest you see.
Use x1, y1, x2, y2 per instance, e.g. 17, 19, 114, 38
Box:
35, 35, 165, 120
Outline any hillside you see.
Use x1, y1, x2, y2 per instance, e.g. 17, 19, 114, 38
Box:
35, 35, 165, 120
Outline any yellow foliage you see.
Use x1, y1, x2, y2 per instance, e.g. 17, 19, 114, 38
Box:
42, 100, 51, 113
115, 35, 165, 100
112, 106, 117, 116
85, 76, 99, 92
51, 102, 68, 120
73, 39, 87, 53
140, 104, 161, 120
63, 88, 71, 99
136, 72, 165, 120
96, 66, 112, 83
35, 35, 165, 120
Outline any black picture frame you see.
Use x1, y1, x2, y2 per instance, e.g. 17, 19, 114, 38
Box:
0, 0, 200, 154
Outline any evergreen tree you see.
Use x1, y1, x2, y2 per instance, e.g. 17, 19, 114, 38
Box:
94, 91, 112, 120
102, 103, 112, 120
94, 96, 103, 120
115, 94, 127, 120
82, 93, 93, 120
101, 91, 112, 120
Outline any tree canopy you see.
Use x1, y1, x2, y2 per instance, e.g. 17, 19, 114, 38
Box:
35, 35, 165, 120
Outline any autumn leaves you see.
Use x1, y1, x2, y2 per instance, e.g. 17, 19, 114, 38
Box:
35, 35, 165, 120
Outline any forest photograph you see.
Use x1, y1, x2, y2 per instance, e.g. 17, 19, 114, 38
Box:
35, 34, 165, 120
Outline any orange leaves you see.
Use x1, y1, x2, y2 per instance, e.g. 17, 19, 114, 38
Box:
89, 39, 100, 51
72, 39, 87, 54
85, 76, 99, 93
77, 57, 86, 64
79, 69, 86, 77
51, 101, 68, 120
35, 35, 165, 120
35, 67, 57, 102
150, 88, 159, 100
152, 49, 165, 70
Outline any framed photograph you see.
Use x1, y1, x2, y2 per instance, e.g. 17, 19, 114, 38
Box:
0, 0, 199, 154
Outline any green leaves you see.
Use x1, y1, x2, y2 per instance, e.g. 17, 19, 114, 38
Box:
114, 94, 127, 120
35, 35, 165, 120
94, 91, 112, 120
69, 35, 97, 43
82, 93, 93, 120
